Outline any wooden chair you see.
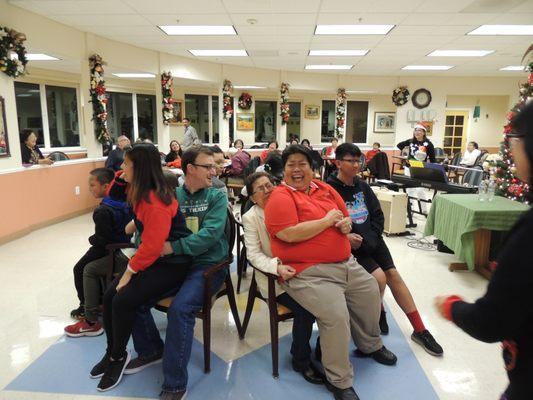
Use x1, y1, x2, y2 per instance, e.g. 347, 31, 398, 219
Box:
47, 151, 70, 161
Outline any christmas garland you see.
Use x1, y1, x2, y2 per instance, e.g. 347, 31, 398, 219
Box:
238, 92, 252, 110
0, 26, 28, 78
486, 61, 533, 203
222, 79, 233, 120
392, 86, 409, 106
161, 71, 174, 125
335, 88, 347, 138
88, 54, 110, 144
280, 82, 290, 125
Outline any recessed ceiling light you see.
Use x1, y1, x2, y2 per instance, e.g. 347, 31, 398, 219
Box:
309, 50, 369, 56
189, 50, 247, 57
468, 25, 533, 35
500, 66, 526, 71
315, 25, 394, 35
428, 50, 493, 57
233, 85, 266, 89
305, 64, 353, 70
113, 73, 155, 78
11, 53, 60, 61
402, 65, 453, 70
246, 19, 258, 25
159, 25, 237, 35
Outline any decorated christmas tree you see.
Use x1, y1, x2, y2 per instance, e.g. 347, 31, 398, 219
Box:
486, 59, 533, 203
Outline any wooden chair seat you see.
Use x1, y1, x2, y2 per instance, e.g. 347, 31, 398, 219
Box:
276, 304, 292, 316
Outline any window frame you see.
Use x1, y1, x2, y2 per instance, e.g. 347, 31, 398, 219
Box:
320, 98, 336, 144
184, 92, 220, 144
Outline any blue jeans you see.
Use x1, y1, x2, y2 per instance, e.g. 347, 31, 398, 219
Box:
131, 264, 227, 392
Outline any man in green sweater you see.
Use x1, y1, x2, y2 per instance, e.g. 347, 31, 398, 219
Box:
126, 146, 228, 400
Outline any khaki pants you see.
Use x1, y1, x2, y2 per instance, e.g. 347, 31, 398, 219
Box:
281, 256, 382, 389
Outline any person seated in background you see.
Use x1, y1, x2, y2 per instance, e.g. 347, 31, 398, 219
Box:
19, 129, 53, 165
227, 142, 251, 177
365, 142, 381, 163
301, 139, 323, 171
165, 140, 183, 165
243, 172, 325, 385
106, 135, 131, 171
460, 141, 481, 167
209, 146, 229, 194
397, 124, 436, 163
260, 140, 280, 163
323, 138, 339, 179
65, 168, 132, 335
289, 137, 299, 145
234, 138, 245, 151
327, 143, 443, 357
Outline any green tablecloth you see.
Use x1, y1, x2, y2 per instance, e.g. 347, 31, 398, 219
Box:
424, 194, 529, 270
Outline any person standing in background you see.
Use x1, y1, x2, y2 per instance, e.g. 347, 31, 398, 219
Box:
182, 118, 200, 151
105, 135, 131, 171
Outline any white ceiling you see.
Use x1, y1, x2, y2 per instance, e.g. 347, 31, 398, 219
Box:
8, 0, 533, 77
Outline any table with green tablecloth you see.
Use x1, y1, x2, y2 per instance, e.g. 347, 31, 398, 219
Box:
425, 194, 529, 277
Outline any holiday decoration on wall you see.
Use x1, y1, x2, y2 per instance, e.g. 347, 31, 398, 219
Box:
88, 54, 110, 144
238, 92, 253, 110
335, 88, 347, 138
161, 71, 174, 125
0, 26, 28, 78
222, 79, 233, 120
411, 88, 432, 109
392, 86, 410, 106
485, 61, 533, 203
280, 82, 290, 125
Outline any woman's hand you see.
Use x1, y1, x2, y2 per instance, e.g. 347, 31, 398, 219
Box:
335, 217, 352, 234
116, 270, 133, 291
322, 209, 343, 227
40, 158, 54, 165
277, 263, 296, 281
347, 233, 363, 250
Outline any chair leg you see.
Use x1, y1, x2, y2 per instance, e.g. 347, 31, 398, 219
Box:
237, 246, 247, 294
268, 301, 279, 378
225, 273, 244, 339
203, 311, 211, 373
241, 276, 257, 338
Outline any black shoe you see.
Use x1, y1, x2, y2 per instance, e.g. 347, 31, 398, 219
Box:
90, 352, 111, 379
411, 330, 443, 356
160, 390, 187, 400
292, 360, 326, 385
379, 310, 389, 335
354, 346, 397, 366
97, 351, 131, 392
327, 385, 360, 400
124, 351, 163, 375
315, 336, 322, 363
70, 305, 85, 320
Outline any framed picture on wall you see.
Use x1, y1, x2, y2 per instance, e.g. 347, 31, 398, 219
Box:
236, 113, 254, 130
373, 111, 396, 133
0, 96, 10, 158
420, 120, 434, 136
169, 99, 184, 125
305, 105, 320, 119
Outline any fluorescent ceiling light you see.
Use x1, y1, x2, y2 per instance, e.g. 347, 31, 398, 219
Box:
428, 50, 493, 57
309, 50, 369, 56
315, 25, 394, 35
500, 66, 526, 71
189, 50, 247, 57
468, 25, 533, 35
11, 53, 59, 61
402, 65, 453, 70
305, 64, 353, 70
113, 73, 155, 78
159, 25, 236, 35
233, 85, 266, 89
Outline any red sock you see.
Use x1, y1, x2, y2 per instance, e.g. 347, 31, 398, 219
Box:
407, 310, 426, 333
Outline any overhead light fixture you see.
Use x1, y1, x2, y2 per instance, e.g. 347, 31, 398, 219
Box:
402, 65, 453, 70
468, 25, 533, 35
309, 50, 369, 56
499, 66, 526, 71
315, 25, 394, 35
11, 53, 60, 61
233, 85, 266, 89
113, 73, 156, 78
305, 64, 353, 70
159, 25, 237, 35
428, 50, 493, 57
189, 50, 247, 57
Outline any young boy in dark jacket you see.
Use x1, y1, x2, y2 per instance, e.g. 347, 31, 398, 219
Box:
327, 143, 443, 357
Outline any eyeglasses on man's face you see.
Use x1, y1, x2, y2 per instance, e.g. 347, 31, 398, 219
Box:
340, 158, 361, 165
193, 163, 217, 171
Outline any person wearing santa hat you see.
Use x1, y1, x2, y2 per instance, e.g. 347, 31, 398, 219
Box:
397, 124, 436, 163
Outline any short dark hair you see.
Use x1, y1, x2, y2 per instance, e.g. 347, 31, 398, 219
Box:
20, 128, 35, 144
234, 139, 244, 148
335, 143, 362, 160
182, 117, 190, 123
162, 169, 179, 196
181, 145, 214, 175
268, 140, 279, 148
301, 138, 311, 147
210, 145, 224, 155
281, 144, 313, 167
90, 168, 114, 185
331, 137, 339, 143
245, 172, 273, 198
469, 141, 479, 149
373, 142, 381, 148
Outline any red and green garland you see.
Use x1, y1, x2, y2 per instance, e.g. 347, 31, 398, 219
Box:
88, 54, 110, 144
335, 88, 347, 138
161, 71, 174, 125
280, 82, 290, 124
0, 26, 27, 78
222, 79, 233, 119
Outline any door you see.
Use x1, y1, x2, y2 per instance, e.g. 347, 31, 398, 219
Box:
443, 111, 469, 157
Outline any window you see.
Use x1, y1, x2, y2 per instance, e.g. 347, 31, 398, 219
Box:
212, 95, 219, 143
255, 100, 277, 142
443, 112, 468, 156
345, 101, 368, 143
286, 102, 301, 142
107, 92, 134, 142
136, 94, 157, 143
185, 94, 210, 143
46, 86, 80, 147
15, 82, 45, 147
321, 100, 335, 142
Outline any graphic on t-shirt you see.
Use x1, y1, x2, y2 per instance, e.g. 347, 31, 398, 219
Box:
346, 192, 368, 224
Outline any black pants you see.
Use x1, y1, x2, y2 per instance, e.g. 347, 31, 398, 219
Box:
277, 292, 316, 368
103, 259, 190, 360
73, 246, 106, 305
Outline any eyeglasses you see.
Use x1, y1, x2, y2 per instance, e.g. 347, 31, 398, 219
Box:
340, 159, 361, 165
252, 182, 274, 195
193, 163, 217, 171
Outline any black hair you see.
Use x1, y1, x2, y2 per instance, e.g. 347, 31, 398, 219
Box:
263, 152, 284, 181
268, 140, 279, 149
234, 139, 244, 148
281, 144, 313, 168
162, 169, 179, 197
169, 140, 183, 157
90, 168, 115, 185
182, 117, 190, 123
301, 138, 311, 147
469, 141, 479, 149
20, 128, 35, 144
331, 137, 339, 143
181, 145, 214, 176
373, 142, 381, 148
335, 143, 362, 160
245, 172, 273, 198
209, 145, 224, 155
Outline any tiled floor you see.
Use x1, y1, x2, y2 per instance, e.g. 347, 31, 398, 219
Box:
0, 212, 507, 399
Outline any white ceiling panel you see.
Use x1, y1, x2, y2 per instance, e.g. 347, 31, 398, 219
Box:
416, 0, 479, 13
122, 0, 226, 14
508, 0, 533, 13
390, 25, 475, 35
310, 36, 385, 46
316, 13, 409, 25
10, 0, 131, 15
401, 13, 497, 25
222, 0, 321, 14
231, 13, 317, 26
320, 0, 423, 13
48, 14, 151, 26
488, 13, 533, 24
142, 14, 233, 26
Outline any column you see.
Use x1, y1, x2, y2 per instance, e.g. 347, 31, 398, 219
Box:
218, 82, 230, 149
155, 53, 170, 148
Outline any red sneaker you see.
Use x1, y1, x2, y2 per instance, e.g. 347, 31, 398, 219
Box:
64, 320, 104, 337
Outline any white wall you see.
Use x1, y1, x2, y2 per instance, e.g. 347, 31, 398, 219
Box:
0, 73, 22, 169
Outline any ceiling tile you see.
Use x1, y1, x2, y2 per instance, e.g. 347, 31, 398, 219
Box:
231, 13, 317, 26
316, 12, 409, 24
9, 0, 132, 15
48, 14, 151, 26
122, 0, 226, 14
320, 0, 423, 13
143, 14, 233, 25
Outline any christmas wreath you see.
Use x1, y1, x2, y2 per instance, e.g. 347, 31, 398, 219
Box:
280, 82, 290, 124
392, 86, 409, 106
88, 54, 110, 144
238, 92, 252, 110
0, 26, 28, 78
